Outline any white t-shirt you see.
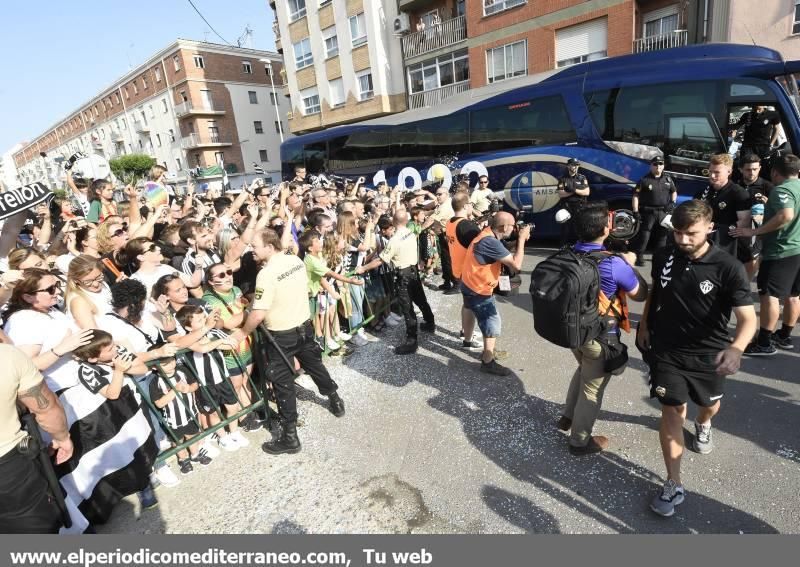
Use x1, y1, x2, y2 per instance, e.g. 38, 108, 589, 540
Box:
131, 264, 181, 299
4, 309, 80, 392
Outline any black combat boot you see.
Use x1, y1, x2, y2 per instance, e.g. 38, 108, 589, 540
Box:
328, 392, 345, 417
394, 338, 418, 355
262, 422, 301, 455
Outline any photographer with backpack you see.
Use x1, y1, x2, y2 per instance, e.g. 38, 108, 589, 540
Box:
531, 202, 647, 455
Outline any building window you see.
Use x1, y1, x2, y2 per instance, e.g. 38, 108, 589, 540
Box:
794, 1, 800, 34
194, 153, 201, 167
209, 125, 220, 143
322, 26, 339, 58
288, 0, 306, 22
155, 67, 162, 82
156, 134, 162, 147
275, 121, 283, 134
357, 70, 374, 101
294, 38, 313, 69
169, 129, 175, 142
162, 99, 169, 113
173, 55, 182, 71
265, 64, 273, 76
213, 151, 225, 165
248, 90, 258, 104
142, 75, 148, 89
329, 78, 345, 107
254, 121, 264, 134
121, 118, 127, 130
644, 10, 678, 37
486, 40, 527, 83
242, 61, 252, 74
259, 149, 268, 162
132, 81, 138, 95
301, 87, 321, 115
114, 93, 120, 105
175, 157, 182, 170
483, 0, 526, 16
269, 92, 278, 105
194, 55, 205, 69
148, 105, 155, 118
349, 13, 367, 47
408, 50, 469, 94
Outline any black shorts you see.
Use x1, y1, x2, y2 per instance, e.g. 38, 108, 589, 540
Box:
195, 381, 239, 414
649, 351, 725, 407
172, 420, 200, 439
756, 255, 800, 298
736, 239, 754, 263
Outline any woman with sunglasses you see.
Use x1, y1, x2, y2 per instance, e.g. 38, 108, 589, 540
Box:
97, 216, 130, 285
65, 255, 113, 329
202, 263, 257, 429
3, 269, 94, 392
123, 237, 201, 300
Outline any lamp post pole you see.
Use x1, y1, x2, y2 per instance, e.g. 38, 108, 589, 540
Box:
261, 59, 284, 143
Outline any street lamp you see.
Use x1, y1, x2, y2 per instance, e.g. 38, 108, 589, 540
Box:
260, 58, 284, 143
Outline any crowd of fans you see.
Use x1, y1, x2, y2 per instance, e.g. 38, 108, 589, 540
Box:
0, 163, 500, 533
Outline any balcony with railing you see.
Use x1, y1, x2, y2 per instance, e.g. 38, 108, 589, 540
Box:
180, 133, 231, 149
408, 80, 470, 110
174, 100, 226, 118
401, 15, 466, 59
133, 120, 150, 133
633, 29, 688, 53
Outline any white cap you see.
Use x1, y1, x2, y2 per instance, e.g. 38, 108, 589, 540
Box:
555, 209, 572, 224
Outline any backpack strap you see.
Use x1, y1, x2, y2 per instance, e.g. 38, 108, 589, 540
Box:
583, 250, 626, 322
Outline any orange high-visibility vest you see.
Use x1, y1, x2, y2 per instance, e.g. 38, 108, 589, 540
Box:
461, 227, 502, 296
445, 217, 468, 279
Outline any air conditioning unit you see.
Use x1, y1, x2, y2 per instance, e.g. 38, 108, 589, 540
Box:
393, 13, 411, 35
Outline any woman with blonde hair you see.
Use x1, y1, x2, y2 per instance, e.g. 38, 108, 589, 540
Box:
96, 216, 130, 284
65, 255, 113, 329
8, 248, 48, 271
336, 211, 374, 345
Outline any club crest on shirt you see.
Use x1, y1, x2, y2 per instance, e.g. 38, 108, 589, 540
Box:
655, 386, 667, 397
718, 201, 727, 210
699, 280, 714, 294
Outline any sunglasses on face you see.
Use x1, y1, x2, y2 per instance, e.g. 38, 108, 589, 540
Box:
211, 269, 234, 280
79, 274, 105, 287
36, 281, 63, 295
111, 228, 126, 238
146, 243, 159, 253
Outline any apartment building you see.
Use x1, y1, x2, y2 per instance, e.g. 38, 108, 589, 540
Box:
271, 0, 408, 134
273, 0, 800, 133
13, 40, 291, 189
0, 144, 22, 191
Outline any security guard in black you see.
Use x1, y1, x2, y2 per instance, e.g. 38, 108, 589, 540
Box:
558, 158, 590, 245
633, 156, 677, 263
693, 181, 750, 257
731, 106, 781, 159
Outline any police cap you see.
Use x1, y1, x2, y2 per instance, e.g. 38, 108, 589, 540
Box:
566, 158, 580, 166
650, 156, 665, 165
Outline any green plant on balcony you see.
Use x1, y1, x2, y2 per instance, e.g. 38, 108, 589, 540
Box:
109, 154, 156, 184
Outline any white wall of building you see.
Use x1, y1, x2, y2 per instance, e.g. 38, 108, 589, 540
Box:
226, 83, 291, 181
0, 144, 22, 190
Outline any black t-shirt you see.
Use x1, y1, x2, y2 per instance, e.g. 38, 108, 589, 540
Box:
693, 182, 750, 254
741, 176, 774, 202
648, 243, 751, 355
736, 110, 780, 146
233, 251, 260, 297
450, 217, 481, 248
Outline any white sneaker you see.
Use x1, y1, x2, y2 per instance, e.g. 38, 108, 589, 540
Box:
201, 437, 221, 458
155, 464, 180, 487
384, 317, 401, 328
338, 331, 352, 341
326, 338, 342, 351
158, 438, 172, 452
351, 334, 369, 346
230, 429, 250, 447
217, 434, 239, 452
358, 328, 378, 342
387, 312, 403, 323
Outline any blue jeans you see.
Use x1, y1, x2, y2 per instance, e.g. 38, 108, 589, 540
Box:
349, 280, 365, 329
462, 292, 501, 338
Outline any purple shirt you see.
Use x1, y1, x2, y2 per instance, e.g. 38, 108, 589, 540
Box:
573, 242, 638, 298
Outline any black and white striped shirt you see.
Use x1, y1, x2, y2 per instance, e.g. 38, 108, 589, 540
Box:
181, 249, 222, 281
148, 369, 198, 430
181, 329, 230, 387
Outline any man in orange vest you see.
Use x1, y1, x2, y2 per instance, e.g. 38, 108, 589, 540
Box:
446, 193, 482, 348
461, 211, 531, 375
558, 202, 648, 456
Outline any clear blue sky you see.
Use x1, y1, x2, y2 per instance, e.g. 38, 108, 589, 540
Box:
0, 0, 276, 153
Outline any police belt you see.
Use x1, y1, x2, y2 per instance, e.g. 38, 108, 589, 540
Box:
268, 320, 312, 336
640, 205, 669, 212
396, 266, 419, 277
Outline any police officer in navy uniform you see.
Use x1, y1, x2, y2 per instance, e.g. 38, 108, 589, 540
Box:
632, 156, 677, 266
557, 158, 590, 246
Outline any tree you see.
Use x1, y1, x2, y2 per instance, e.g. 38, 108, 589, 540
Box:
109, 154, 156, 184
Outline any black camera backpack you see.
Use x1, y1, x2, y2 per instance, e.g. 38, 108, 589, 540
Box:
530, 249, 608, 349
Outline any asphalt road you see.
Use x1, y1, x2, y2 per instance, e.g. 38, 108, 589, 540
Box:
101, 247, 799, 534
